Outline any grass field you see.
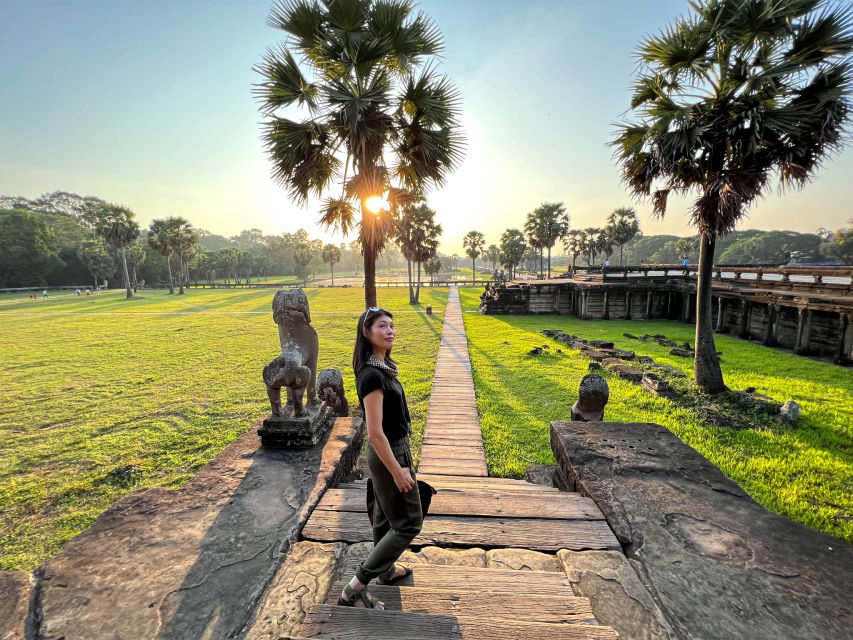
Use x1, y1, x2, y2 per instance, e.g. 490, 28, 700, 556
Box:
0, 287, 448, 571
459, 288, 853, 542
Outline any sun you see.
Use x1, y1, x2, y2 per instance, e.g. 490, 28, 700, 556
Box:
364, 195, 390, 213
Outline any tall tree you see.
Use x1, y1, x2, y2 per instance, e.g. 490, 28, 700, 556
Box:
424, 254, 442, 284
463, 230, 486, 281
77, 238, 115, 289
675, 238, 695, 263
582, 227, 606, 266
125, 241, 146, 287
524, 202, 569, 278
148, 219, 177, 293
499, 229, 526, 279
255, 0, 464, 309
614, 0, 853, 392
0, 209, 63, 287
820, 219, 853, 264
606, 207, 640, 265
396, 202, 441, 303
563, 229, 585, 274
293, 243, 315, 285
322, 243, 342, 285
485, 244, 501, 272
94, 204, 140, 299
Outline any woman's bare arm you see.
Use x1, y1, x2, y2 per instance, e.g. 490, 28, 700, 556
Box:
363, 389, 415, 492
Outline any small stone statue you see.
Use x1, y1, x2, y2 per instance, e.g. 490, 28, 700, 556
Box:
571, 374, 609, 421
317, 368, 349, 417
260, 289, 334, 448
269, 289, 319, 416
263, 348, 311, 418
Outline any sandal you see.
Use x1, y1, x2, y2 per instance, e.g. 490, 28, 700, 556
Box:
337, 583, 382, 609
376, 563, 412, 585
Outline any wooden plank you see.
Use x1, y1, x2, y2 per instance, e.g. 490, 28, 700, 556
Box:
333, 563, 573, 594
337, 480, 560, 496
315, 487, 605, 520
418, 464, 488, 477
298, 606, 619, 639
302, 511, 621, 551
324, 584, 598, 625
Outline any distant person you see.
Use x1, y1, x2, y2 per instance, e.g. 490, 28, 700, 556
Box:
682, 256, 690, 269
42, 290, 48, 299
76, 289, 81, 296
604, 258, 612, 268
86, 289, 91, 296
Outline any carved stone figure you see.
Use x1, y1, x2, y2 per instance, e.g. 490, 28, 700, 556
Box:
263, 348, 311, 418
271, 289, 319, 415
317, 368, 349, 417
571, 374, 609, 421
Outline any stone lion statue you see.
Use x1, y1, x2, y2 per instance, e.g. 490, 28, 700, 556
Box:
317, 368, 349, 417
268, 289, 319, 417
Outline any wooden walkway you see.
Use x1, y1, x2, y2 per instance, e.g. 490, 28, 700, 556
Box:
298, 287, 621, 638
418, 287, 487, 477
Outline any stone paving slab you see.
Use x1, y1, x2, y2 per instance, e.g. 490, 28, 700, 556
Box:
551, 420, 853, 640
24, 417, 363, 640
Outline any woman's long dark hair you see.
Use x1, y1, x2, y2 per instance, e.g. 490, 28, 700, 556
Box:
352, 308, 394, 374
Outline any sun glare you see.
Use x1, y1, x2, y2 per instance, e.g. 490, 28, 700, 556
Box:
364, 195, 389, 213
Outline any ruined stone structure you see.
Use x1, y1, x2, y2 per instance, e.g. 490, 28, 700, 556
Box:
481, 265, 853, 363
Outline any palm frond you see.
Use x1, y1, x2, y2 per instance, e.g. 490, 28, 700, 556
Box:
319, 197, 356, 235
268, 0, 324, 52
253, 46, 319, 113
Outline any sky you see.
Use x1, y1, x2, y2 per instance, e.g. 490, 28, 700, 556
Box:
1, 0, 851, 255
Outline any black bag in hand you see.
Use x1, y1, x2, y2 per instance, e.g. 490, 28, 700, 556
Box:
365, 478, 437, 526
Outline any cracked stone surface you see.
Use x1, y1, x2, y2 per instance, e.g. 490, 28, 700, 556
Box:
486, 549, 560, 572
558, 550, 676, 640
32, 417, 363, 640
551, 420, 853, 640
0, 571, 31, 640
244, 541, 344, 640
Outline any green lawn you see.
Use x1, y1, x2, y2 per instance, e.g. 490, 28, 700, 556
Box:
459, 288, 853, 542
0, 287, 448, 571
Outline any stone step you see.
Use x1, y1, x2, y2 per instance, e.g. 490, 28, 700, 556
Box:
298, 605, 619, 639
325, 583, 598, 625
302, 511, 621, 551
316, 486, 605, 520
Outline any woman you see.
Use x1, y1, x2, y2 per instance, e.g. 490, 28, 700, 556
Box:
338, 306, 423, 610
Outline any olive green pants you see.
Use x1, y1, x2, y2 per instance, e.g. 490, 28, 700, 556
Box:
355, 436, 423, 584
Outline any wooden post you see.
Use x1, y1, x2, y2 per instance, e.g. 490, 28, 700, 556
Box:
555, 287, 561, 314
834, 313, 848, 363
716, 297, 725, 332
763, 304, 776, 346
739, 300, 750, 338
667, 291, 672, 318
794, 308, 806, 353
645, 291, 653, 319
625, 291, 632, 320
603, 290, 609, 320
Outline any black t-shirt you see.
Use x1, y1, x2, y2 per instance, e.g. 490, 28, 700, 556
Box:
355, 364, 412, 442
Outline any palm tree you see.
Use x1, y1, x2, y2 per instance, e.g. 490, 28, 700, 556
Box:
463, 230, 486, 281
148, 219, 178, 293
424, 254, 442, 284
294, 243, 315, 285
675, 238, 695, 263
95, 204, 139, 299
582, 227, 606, 266
322, 243, 342, 285
77, 238, 115, 289
499, 229, 526, 279
606, 207, 640, 265
396, 202, 441, 303
485, 244, 500, 272
614, 0, 853, 392
255, 0, 464, 309
172, 219, 197, 295
563, 229, 585, 274
524, 202, 569, 278
125, 241, 146, 288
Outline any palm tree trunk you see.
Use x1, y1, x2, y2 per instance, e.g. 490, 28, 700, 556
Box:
539, 248, 544, 275
120, 247, 133, 299
407, 257, 415, 304
694, 232, 725, 393
415, 260, 422, 304
472, 257, 476, 283
178, 252, 185, 295
546, 246, 552, 279
330, 262, 335, 286
166, 255, 174, 294
364, 246, 377, 308
620, 244, 624, 266
132, 265, 138, 288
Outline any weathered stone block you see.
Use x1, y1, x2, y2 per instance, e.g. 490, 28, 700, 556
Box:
0, 571, 31, 640
558, 550, 677, 640
669, 347, 693, 358
610, 364, 644, 382
642, 373, 670, 394
487, 549, 561, 572
259, 402, 334, 448
550, 420, 853, 640
589, 340, 614, 349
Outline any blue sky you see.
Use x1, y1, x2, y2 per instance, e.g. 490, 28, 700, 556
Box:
1, 0, 851, 253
